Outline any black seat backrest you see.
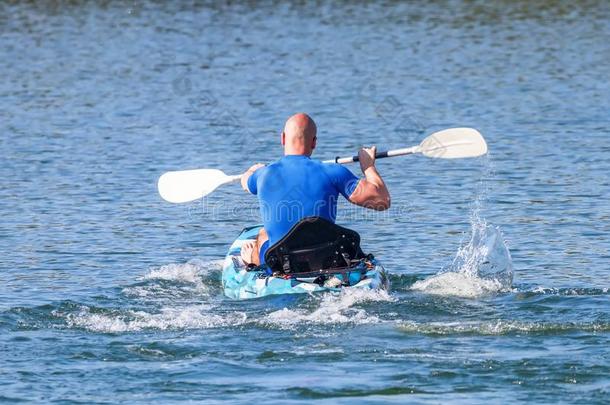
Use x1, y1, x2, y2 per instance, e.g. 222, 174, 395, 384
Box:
264, 216, 365, 275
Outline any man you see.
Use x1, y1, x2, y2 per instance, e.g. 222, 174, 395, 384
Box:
240, 113, 390, 265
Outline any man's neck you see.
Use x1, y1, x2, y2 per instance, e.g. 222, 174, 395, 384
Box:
284, 148, 311, 157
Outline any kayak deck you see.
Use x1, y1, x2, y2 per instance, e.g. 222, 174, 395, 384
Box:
222, 225, 388, 300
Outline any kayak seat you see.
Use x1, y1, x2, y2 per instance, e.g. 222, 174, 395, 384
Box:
264, 216, 365, 275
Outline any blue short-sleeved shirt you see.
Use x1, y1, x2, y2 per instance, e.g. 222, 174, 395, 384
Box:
247, 155, 359, 247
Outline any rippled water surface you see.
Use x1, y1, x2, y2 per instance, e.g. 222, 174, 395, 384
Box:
1, 1, 609, 403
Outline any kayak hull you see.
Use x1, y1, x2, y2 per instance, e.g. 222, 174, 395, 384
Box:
222, 225, 388, 300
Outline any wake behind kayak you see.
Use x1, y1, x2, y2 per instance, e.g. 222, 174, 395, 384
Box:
221, 217, 388, 299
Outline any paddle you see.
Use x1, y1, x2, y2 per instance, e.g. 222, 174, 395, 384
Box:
158, 127, 487, 203
158, 169, 242, 204
323, 127, 487, 163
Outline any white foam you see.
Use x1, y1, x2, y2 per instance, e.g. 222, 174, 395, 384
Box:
398, 319, 610, 335
411, 271, 506, 298
526, 286, 610, 296
65, 305, 247, 333
142, 259, 212, 284
292, 347, 345, 356
122, 259, 220, 298
262, 288, 394, 328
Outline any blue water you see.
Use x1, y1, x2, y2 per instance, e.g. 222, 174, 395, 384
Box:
1, 1, 609, 403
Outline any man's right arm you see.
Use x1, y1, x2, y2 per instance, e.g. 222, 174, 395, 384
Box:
348, 146, 391, 211
241, 163, 265, 194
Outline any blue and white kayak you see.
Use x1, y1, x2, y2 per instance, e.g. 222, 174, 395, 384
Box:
222, 225, 388, 300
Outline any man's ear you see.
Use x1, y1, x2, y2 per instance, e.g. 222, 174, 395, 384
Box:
311, 136, 317, 150
281, 131, 286, 146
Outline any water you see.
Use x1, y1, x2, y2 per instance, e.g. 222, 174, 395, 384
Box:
1, 1, 609, 403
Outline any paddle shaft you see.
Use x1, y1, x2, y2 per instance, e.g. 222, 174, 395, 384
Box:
323, 146, 419, 164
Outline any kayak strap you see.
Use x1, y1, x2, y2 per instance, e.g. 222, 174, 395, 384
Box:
263, 216, 365, 276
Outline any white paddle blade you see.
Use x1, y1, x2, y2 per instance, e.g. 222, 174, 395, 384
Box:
158, 169, 239, 203
419, 128, 488, 159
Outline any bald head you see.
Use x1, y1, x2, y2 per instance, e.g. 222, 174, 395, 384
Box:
282, 113, 317, 156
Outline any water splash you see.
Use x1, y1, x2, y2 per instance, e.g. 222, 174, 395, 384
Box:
452, 215, 513, 286
412, 214, 513, 298
412, 158, 513, 298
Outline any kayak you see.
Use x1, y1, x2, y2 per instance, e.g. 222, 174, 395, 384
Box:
222, 224, 388, 300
